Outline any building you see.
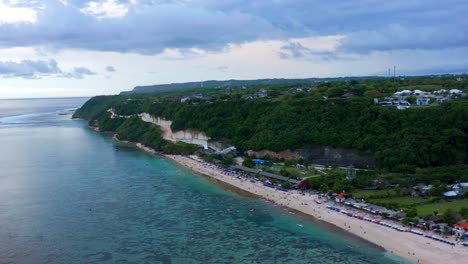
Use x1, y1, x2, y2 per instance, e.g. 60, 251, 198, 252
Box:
443, 182, 468, 197
413, 90, 430, 96
181, 94, 205, 103
454, 222, 468, 238
341, 92, 355, 98
429, 223, 450, 232
232, 165, 301, 185
443, 190, 458, 198
450, 89, 463, 95
416, 97, 430, 106
379, 97, 399, 105
453, 183, 468, 195
244, 89, 268, 99
434, 89, 447, 95
412, 184, 432, 197
335, 192, 346, 203
397, 105, 410, 110
394, 90, 412, 97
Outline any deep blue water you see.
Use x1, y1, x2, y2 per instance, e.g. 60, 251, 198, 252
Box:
0, 98, 409, 264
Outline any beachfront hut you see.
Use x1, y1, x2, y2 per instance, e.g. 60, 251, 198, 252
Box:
454, 222, 468, 238
335, 192, 346, 203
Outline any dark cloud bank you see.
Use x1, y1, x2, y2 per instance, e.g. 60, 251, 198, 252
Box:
1, 0, 467, 55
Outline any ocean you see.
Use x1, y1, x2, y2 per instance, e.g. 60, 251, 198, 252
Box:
0, 98, 409, 264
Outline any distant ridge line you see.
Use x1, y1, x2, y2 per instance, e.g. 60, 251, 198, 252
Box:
122, 76, 379, 95
122, 73, 467, 95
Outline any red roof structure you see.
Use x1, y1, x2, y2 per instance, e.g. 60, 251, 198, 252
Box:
336, 192, 346, 199
454, 222, 468, 230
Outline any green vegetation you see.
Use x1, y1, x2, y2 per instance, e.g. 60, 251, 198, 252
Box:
96, 112, 126, 131
73, 95, 119, 122
115, 116, 198, 155
242, 157, 256, 168
139, 97, 467, 171
352, 189, 397, 199
415, 199, 468, 217
368, 196, 431, 207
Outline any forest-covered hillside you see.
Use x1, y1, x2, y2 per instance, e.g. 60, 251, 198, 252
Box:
74, 75, 468, 171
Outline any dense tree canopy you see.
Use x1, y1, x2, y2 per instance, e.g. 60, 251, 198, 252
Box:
74, 75, 468, 170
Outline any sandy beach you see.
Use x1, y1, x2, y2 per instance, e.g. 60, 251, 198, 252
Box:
152, 152, 467, 264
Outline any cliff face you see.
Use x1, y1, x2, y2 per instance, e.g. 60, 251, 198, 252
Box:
139, 113, 210, 147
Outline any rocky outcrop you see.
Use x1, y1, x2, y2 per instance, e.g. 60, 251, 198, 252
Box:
248, 146, 375, 167
301, 146, 375, 167
247, 149, 304, 160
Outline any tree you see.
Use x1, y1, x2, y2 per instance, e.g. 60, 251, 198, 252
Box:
242, 157, 256, 168
280, 169, 291, 178
284, 159, 296, 167
320, 183, 329, 193
402, 217, 413, 225
406, 207, 418, 218
429, 180, 447, 197
326, 87, 345, 97
406, 96, 416, 104
395, 186, 401, 196
459, 207, 468, 218
442, 209, 456, 225
221, 157, 234, 168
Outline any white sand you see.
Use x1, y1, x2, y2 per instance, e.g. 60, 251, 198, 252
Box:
159, 153, 468, 264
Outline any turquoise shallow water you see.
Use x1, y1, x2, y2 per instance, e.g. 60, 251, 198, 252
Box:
0, 98, 410, 264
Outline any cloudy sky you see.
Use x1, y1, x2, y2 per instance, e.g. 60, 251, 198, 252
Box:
0, 0, 467, 98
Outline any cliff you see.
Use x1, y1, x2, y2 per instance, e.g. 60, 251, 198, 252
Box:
139, 113, 210, 147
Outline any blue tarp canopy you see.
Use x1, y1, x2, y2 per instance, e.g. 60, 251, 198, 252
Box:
254, 159, 266, 165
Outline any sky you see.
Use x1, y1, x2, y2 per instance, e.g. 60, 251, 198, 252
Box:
0, 0, 467, 98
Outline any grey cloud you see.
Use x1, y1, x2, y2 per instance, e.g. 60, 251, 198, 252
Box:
0, 59, 95, 79
106, 66, 116, 72
0, 59, 61, 79
339, 24, 468, 53
0, 1, 467, 55
279, 42, 349, 61
279, 42, 311, 59
62, 67, 96, 79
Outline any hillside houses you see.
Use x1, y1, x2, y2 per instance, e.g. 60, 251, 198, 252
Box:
181, 94, 209, 103
450, 89, 463, 95
243, 88, 268, 99
416, 97, 430, 106
443, 182, 468, 198
374, 97, 411, 108
290, 87, 313, 95
375, 88, 466, 109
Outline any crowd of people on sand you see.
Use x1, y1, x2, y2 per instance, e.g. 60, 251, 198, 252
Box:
325, 205, 456, 246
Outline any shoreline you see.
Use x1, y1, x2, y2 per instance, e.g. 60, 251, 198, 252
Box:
108, 133, 467, 264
